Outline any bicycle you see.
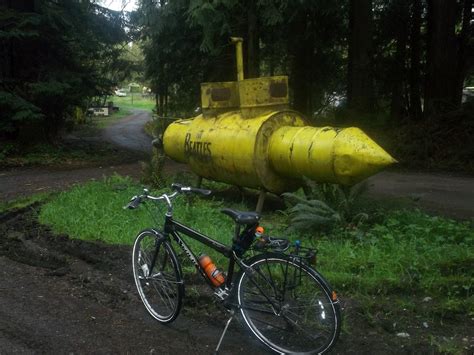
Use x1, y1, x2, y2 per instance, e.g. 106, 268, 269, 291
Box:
125, 184, 341, 354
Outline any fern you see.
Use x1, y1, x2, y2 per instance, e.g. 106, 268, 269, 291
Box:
283, 179, 369, 233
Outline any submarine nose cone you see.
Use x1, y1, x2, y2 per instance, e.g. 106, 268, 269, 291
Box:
334, 127, 397, 185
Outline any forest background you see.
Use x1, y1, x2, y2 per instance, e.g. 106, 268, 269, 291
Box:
1, 0, 473, 172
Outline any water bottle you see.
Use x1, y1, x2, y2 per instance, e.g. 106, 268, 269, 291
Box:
255, 226, 265, 238
254, 226, 268, 250
198, 254, 225, 287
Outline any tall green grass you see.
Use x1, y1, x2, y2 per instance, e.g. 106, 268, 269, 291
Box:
39, 175, 473, 317
38, 175, 240, 263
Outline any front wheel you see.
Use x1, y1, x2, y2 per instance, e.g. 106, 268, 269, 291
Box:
132, 230, 184, 323
236, 253, 341, 354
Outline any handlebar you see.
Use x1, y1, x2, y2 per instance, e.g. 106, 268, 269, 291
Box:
123, 184, 212, 213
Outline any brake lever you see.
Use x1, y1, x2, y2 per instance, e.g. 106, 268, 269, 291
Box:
123, 196, 141, 210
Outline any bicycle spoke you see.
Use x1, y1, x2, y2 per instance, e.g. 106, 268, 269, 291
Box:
238, 255, 340, 354
133, 232, 183, 323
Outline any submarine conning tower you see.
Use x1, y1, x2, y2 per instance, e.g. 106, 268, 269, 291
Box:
163, 37, 396, 194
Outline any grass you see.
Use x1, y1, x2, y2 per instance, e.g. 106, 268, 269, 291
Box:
94, 107, 133, 129
0, 140, 138, 168
37, 175, 474, 352
39, 175, 473, 298
0, 192, 52, 213
112, 95, 155, 112
39, 175, 240, 258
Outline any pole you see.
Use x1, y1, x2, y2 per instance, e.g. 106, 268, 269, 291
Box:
230, 37, 244, 81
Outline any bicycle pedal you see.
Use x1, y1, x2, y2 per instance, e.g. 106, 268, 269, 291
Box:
213, 287, 230, 301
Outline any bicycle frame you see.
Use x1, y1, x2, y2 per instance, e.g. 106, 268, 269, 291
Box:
161, 214, 238, 290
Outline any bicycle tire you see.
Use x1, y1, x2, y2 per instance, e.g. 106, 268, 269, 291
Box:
236, 253, 341, 354
132, 229, 184, 323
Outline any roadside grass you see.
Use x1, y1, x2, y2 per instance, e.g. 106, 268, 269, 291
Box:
39, 175, 473, 321
38, 175, 239, 255
94, 107, 133, 129
0, 140, 137, 168
112, 95, 155, 112
0, 192, 52, 213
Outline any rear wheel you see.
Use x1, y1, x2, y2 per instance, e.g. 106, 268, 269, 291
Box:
132, 230, 183, 323
237, 253, 341, 354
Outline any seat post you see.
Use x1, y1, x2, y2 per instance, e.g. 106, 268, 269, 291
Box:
233, 223, 241, 242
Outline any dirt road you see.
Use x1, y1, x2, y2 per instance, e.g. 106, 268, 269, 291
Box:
367, 171, 473, 219
103, 109, 153, 153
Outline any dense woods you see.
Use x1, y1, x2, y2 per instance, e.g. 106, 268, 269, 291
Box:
1, 0, 473, 170
0, 0, 129, 141
133, 0, 473, 120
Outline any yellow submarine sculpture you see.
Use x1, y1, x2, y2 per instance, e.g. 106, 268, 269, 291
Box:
163, 38, 396, 194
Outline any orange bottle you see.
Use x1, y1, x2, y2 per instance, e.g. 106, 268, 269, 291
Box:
199, 254, 225, 287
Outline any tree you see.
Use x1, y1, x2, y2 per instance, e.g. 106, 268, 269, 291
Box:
0, 0, 129, 141
424, 0, 458, 115
454, 0, 473, 106
408, 0, 423, 120
347, 0, 374, 114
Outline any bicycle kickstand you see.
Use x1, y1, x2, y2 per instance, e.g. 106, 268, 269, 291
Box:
214, 310, 235, 354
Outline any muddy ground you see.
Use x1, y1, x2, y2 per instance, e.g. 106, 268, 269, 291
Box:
0, 205, 264, 354
1, 206, 473, 354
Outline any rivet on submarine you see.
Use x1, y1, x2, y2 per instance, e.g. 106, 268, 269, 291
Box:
163, 37, 396, 196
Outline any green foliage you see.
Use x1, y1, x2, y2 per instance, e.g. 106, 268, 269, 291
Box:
112, 95, 155, 111
283, 180, 368, 232
0, 1, 129, 140
318, 210, 473, 316
39, 176, 473, 322
0, 91, 44, 133
0, 140, 134, 168
39, 175, 237, 265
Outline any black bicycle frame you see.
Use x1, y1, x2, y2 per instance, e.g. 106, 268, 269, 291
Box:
162, 214, 237, 289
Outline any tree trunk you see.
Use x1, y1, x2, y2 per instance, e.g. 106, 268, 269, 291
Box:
454, 0, 473, 105
347, 0, 374, 114
390, 0, 409, 121
408, 0, 422, 120
246, 0, 260, 78
424, 0, 458, 116
288, 12, 313, 117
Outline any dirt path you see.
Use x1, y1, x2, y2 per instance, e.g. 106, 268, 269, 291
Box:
367, 171, 474, 219
102, 109, 153, 153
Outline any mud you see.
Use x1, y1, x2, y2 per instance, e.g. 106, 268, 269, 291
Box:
0, 206, 264, 354
1, 206, 473, 354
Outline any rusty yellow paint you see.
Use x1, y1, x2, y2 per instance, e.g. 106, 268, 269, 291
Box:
163, 112, 395, 192
163, 110, 307, 193
268, 126, 397, 186
162, 36, 396, 192
230, 37, 244, 81
239, 76, 289, 108
200, 81, 239, 110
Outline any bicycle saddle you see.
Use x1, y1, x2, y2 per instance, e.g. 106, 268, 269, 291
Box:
221, 208, 260, 225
